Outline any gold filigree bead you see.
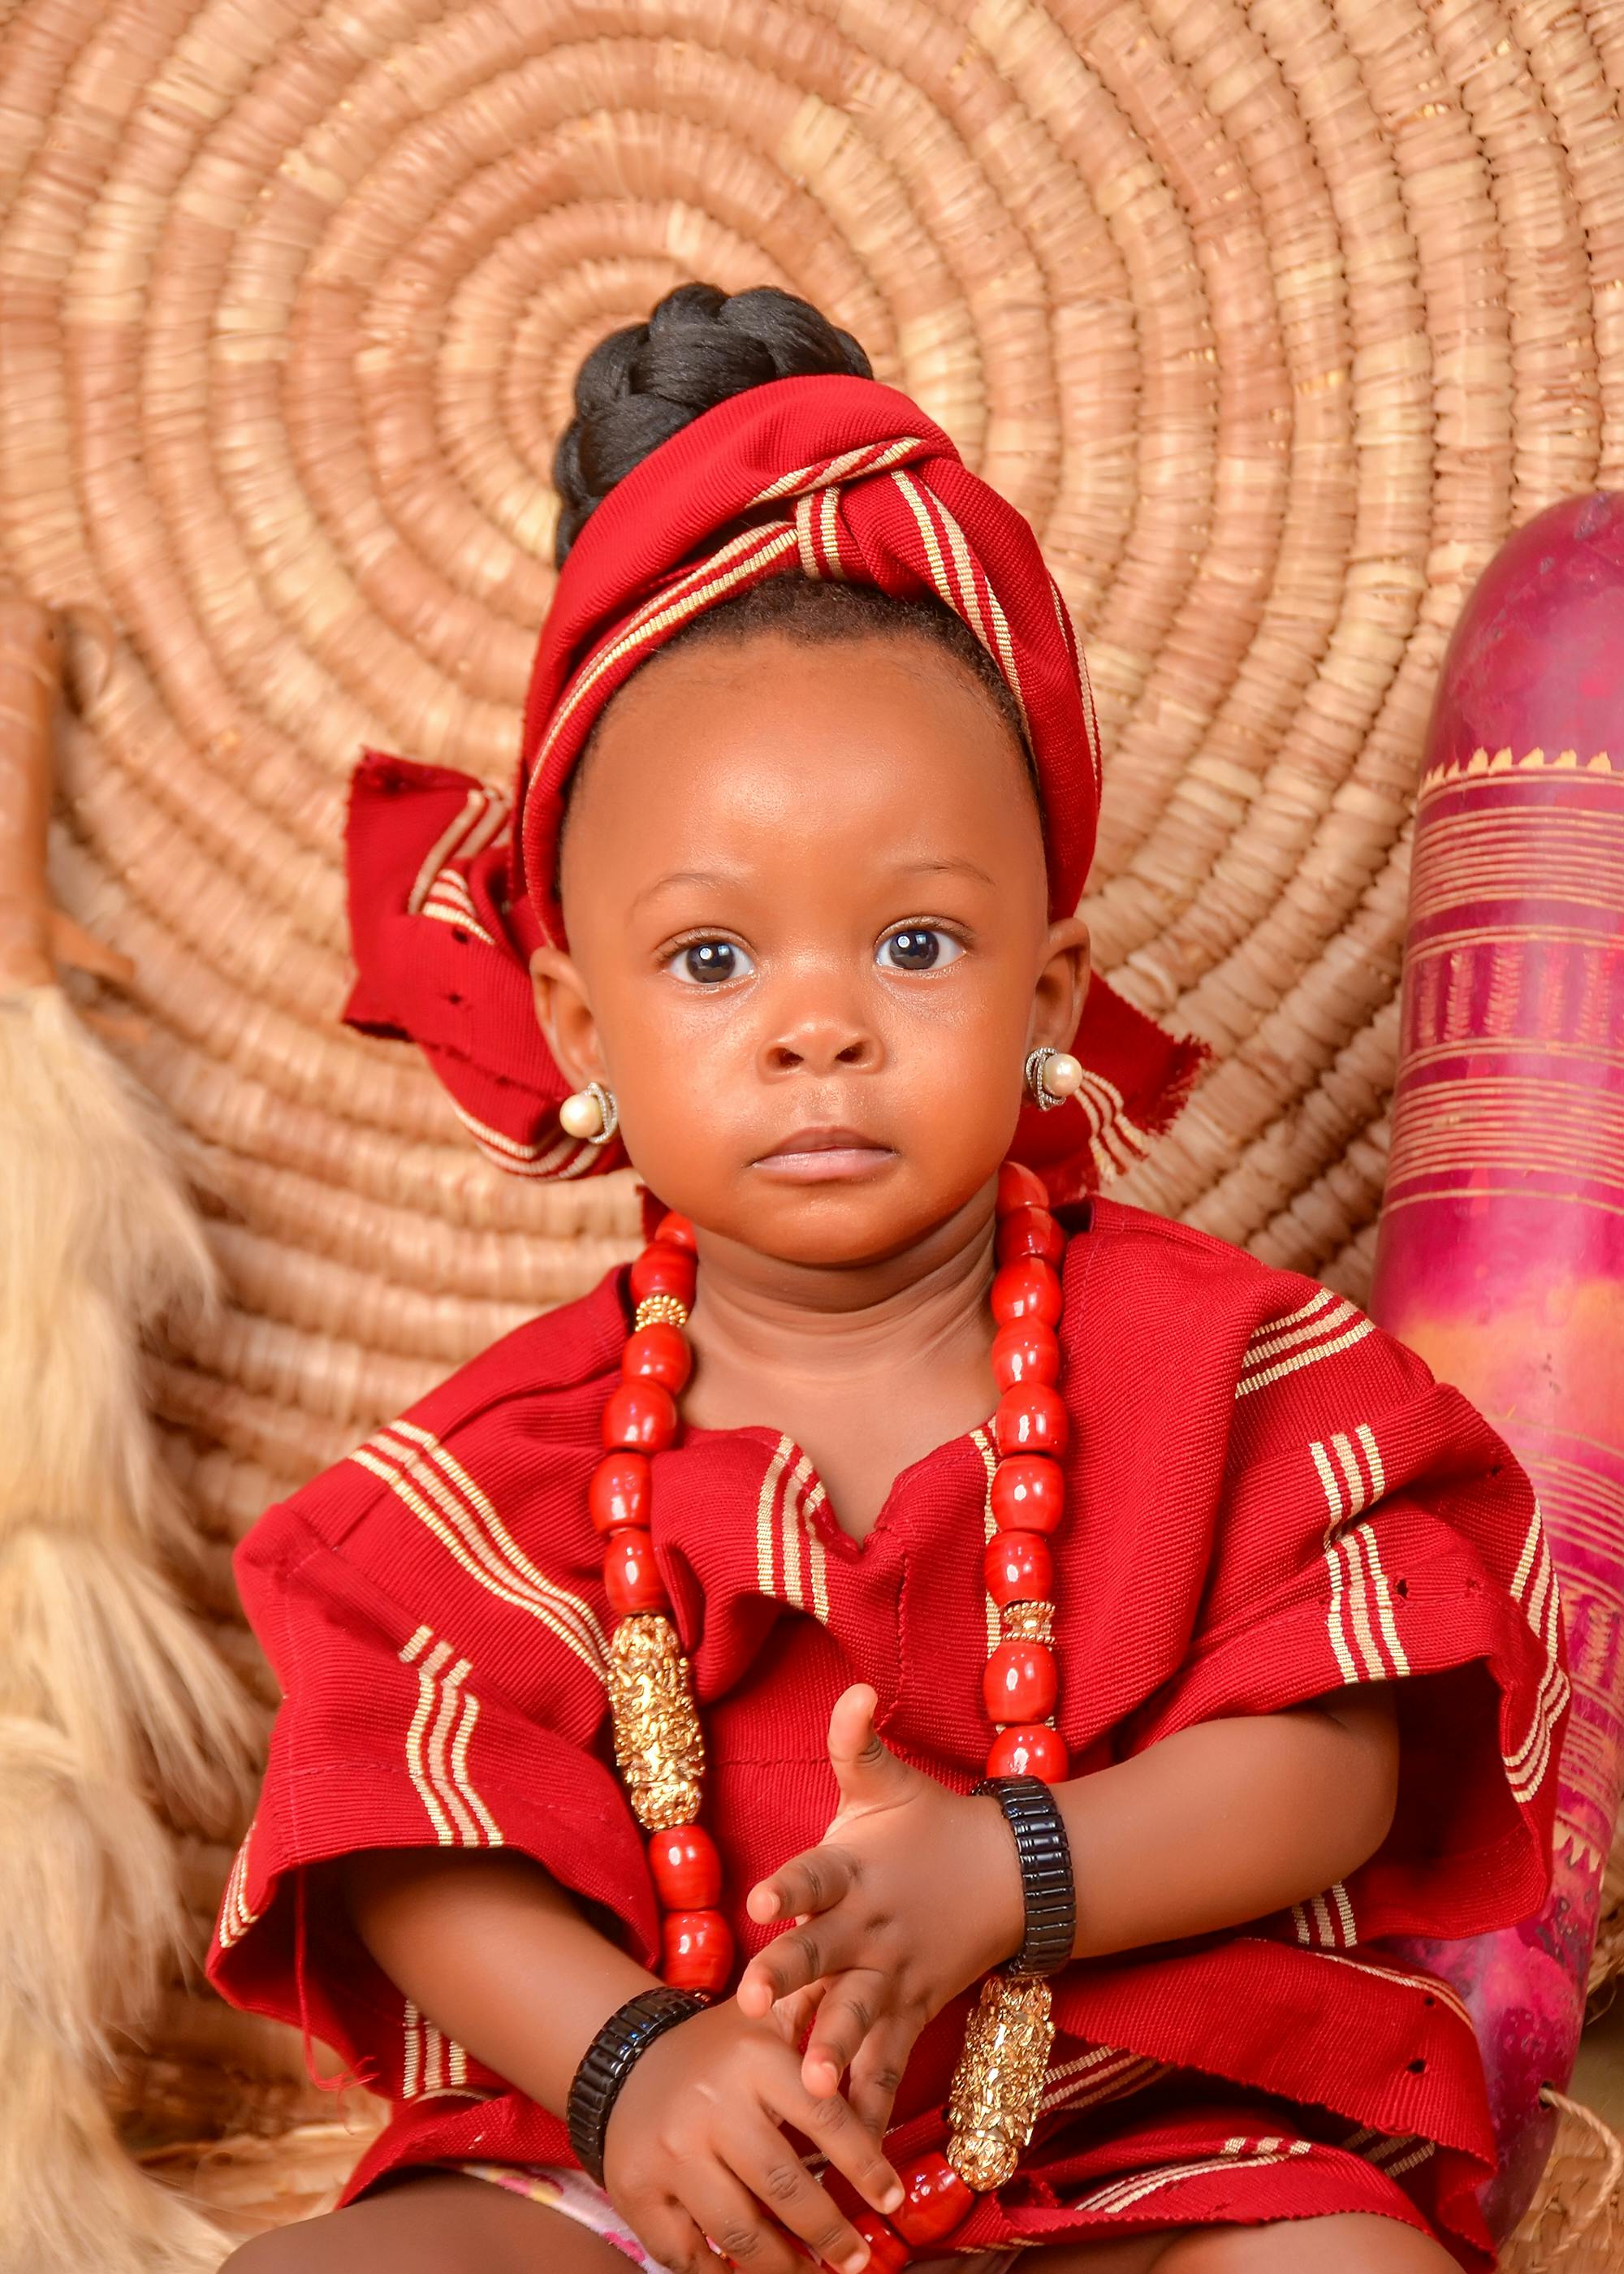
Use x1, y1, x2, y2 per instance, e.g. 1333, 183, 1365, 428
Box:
945, 1973, 1055, 2191
607, 1613, 705, 1831
1000, 1599, 1056, 1645
635, 1294, 689, 1332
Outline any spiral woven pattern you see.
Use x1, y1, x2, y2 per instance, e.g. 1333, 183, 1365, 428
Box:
3, 0, 1624, 2150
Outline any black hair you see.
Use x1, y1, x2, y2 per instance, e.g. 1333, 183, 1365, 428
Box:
553, 282, 873, 566
550, 282, 1036, 882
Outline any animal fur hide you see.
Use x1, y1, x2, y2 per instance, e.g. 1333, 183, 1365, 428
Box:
0, 984, 256, 2274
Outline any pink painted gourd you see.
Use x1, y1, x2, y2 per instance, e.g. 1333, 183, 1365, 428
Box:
1370, 492, 1624, 2236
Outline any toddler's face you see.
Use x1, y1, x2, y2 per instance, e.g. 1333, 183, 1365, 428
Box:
533, 630, 1090, 1267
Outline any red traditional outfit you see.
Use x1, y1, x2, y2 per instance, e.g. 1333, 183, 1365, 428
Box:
207, 375, 1565, 2268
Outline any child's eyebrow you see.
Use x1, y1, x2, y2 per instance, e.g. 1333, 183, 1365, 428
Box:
628, 868, 738, 915
628, 854, 996, 919
890, 855, 999, 888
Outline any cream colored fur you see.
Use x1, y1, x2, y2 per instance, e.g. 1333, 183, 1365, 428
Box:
1, 989, 257, 2272
0, 1724, 227, 2272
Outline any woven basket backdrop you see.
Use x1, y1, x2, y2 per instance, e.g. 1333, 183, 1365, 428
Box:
3, 0, 1624, 2155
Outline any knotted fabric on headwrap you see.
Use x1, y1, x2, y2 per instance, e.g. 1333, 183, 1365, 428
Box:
343, 374, 1206, 1197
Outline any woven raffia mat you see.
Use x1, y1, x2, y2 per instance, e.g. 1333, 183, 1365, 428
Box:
3, 0, 1624, 2213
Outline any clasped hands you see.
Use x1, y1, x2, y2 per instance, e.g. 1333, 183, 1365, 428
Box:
738, 1681, 1026, 2124
605, 1685, 1027, 2274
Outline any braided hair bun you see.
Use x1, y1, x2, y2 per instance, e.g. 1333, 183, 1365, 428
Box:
551, 283, 871, 567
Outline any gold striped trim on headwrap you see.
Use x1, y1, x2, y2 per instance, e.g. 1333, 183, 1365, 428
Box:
748, 436, 926, 508
406, 785, 510, 914
421, 864, 497, 948
444, 1093, 598, 1179
538, 521, 800, 772
888, 467, 1030, 740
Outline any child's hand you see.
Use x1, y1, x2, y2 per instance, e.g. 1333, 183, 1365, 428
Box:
735, 1685, 1026, 2134
603, 1992, 904, 2274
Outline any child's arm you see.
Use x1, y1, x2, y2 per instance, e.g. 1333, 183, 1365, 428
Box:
733, 1683, 1398, 2132
343, 1848, 902, 2274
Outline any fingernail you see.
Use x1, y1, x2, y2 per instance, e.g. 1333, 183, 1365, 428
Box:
881, 2188, 905, 2214
842, 2250, 870, 2272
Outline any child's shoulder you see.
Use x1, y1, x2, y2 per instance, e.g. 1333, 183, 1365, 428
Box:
1079, 1195, 1434, 1410
238, 1265, 626, 1571
1085, 1193, 1333, 1322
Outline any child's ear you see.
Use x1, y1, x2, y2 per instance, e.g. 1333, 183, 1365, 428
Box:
529, 945, 604, 1091
1030, 914, 1092, 1053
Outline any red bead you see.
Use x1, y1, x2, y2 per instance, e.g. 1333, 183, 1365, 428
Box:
630, 1243, 697, 1308
654, 1213, 698, 1253
991, 1321, 1060, 1390
986, 1723, 1069, 1783
601, 1378, 679, 1454
662, 1908, 734, 1995
997, 1161, 1049, 1216
996, 1205, 1065, 1269
849, 2209, 909, 2274
604, 1528, 670, 1616
993, 1381, 1069, 1459
621, 1321, 693, 1394
892, 2151, 974, 2247
991, 1256, 1061, 1328
649, 1822, 722, 1909
983, 1639, 1058, 1724
990, 1455, 1065, 1534
983, 1528, 1053, 1608
589, 1452, 650, 1534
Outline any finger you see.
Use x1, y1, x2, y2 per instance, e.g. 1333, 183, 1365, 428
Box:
679, 2152, 833, 2274
826, 1685, 911, 1809
725, 2117, 874, 2274
798, 1972, 888, 2098
737, 1919, 852, 2020
746, 1843, 856, 1930
618, 2196, 716, 2274
768, 2069, 904, 2219
846, 2013, 922, 2139
768, 1978, 828, 2050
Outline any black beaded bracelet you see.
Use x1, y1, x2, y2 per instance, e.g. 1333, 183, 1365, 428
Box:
567, 1986, 706, 2183
973, 1773, 1077, 1978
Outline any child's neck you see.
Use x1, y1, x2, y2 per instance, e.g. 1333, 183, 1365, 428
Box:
680, 1195, 1000, 1541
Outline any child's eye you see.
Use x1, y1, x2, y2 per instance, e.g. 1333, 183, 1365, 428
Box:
878, 927, 964, 972
669, 940, 755, 985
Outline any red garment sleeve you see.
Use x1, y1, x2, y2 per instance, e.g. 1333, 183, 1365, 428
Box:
205, 1432, 656, 2099
1125, 1288, 1565, 1951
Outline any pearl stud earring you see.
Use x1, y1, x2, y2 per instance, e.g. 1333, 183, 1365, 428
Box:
559, 1081, 620, 1145
1024, 1046, 1084, 1112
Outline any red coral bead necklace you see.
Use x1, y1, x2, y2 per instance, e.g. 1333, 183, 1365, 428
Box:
593, 1161, 1069, 2255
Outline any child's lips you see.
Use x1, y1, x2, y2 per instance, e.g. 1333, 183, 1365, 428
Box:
751, 1127, 897, 1182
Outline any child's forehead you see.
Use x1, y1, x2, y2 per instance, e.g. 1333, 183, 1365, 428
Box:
584, 629, 1035, 825
553, 629, 1048, 939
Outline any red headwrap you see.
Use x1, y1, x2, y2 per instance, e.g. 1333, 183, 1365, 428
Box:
343, 375, 1206, 1198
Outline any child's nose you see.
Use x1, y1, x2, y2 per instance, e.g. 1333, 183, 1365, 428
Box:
761, 1007, 882, 1078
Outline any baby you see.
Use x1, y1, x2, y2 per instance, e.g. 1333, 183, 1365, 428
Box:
212, 284, 1563, 2274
